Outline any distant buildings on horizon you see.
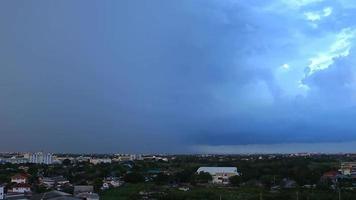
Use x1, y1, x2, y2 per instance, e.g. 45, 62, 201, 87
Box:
0, 152, 53, 165
0, 152, 169, 165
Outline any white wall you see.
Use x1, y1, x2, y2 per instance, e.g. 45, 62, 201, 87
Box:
11, 178, 26, 184
12, 187, 31, 193
0, 187, 4, 200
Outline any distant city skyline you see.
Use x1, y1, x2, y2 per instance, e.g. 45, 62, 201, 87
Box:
1, 0, 356, 153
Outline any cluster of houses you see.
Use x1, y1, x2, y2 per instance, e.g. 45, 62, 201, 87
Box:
101, 177, 122, 190
0, 173, 100, 200
0, 172, 127, 199
0, 173, 31, 199
320, 162, 356, 186
8, 173, 31, 194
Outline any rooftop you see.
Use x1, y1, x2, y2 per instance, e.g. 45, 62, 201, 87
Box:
31, 190, 79, 200
197, 167, 239, 175
12, 173, 29, 179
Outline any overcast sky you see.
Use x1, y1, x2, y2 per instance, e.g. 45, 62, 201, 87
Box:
1, 0, 356, 153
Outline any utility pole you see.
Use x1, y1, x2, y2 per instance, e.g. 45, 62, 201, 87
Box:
339, 188, 341, 200
296, 191, 299, 200
260, 192, 263, 200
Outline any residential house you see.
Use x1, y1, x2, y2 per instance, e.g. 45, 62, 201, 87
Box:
321, 171, 339, 183
9, 183, 31, 193
11, 174, 29, 184
40, 176, 70, 188
73, 186, 94, 195
101, 177, 122, 190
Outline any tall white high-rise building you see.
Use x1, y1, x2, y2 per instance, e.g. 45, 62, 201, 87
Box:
29, 152, 53, 164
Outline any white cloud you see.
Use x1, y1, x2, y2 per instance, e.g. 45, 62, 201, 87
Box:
298, 81, 310, 91
304, 7, 333, 22
304, 12, 322, 21
281, 63, 290, 69
307, 28, 356, 76
323, 7, 332, 17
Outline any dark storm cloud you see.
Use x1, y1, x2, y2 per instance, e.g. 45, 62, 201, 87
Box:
1, 0, 356, 153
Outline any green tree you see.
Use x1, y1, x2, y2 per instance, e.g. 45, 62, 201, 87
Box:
93, 178, 103, 192
62, 159, 71, 166
229, 175, 242, 186
154, 173, 171, 185
124, 172, 144, 183
192, 172, 212, 184
174, 168, 196, 183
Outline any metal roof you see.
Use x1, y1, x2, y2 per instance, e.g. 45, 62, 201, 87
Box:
197, 167, 239, 175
